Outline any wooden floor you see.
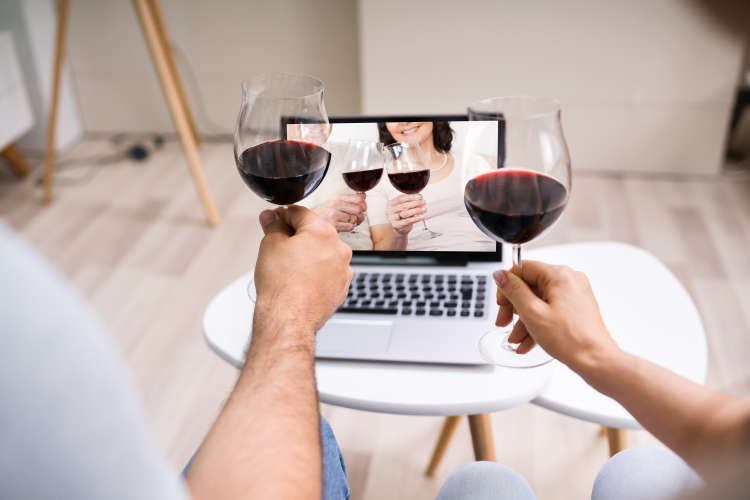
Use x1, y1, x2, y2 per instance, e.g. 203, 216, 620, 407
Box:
2, 138, 749, 499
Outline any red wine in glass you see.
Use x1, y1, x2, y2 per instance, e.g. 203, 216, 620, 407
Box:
343, 168, 383, 192
237, 139, 331, 205
464, 169, 568, 244
387, 170, 430, 194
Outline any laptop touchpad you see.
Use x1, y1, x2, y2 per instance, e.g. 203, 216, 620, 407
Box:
316, 319, 393, 355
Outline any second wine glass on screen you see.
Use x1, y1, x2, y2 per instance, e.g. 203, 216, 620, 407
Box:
383, 142, 441, 241
465, 96, 572, 368
341, 140, 384, 234
234, 72, 332, 302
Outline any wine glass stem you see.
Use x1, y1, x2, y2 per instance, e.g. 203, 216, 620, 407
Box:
512, 244, 522, 269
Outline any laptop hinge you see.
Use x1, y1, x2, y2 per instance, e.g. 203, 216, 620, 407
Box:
351, 255, 469, 267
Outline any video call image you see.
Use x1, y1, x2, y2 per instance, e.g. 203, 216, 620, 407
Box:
294, 120, 499, 252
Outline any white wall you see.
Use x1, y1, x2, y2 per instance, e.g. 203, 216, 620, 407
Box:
66, 0, 361, 134
357, 0, 746, 175
0, 0, 83, 151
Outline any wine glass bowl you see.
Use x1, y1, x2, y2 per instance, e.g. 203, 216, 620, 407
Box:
234, 73, 331, 206
383, 142, 441, 240
466, 96, 572, 368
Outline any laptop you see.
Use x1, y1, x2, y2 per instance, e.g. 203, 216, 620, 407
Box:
311, 115, 504, 365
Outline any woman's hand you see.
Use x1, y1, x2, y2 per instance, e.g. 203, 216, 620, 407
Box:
386, 194, 426, 235
313, 193, 367, 232
493, 261, 619, 371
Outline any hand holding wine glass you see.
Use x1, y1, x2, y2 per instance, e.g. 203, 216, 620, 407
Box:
385, 194, 426, 234
465, 96, 571, 368
383, 142, 441, 241
313, 193, 367, 232
340, 140, 383, 233
233, 72, 332, 302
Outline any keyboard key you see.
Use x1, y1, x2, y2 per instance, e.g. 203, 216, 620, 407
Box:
460, 310, 470, 317
416, 309, 426, 316
421, 276, 431, 282
423, 286, 433, 292
430, 301, 440, 307
436, 286, 444, 292
437, 294, 446, 300
477, 277, 487, 284
396, 285, 405, 291
409, 286, 419, 291
430, 309, 444, 316
402, 300, 412, 306
375, 300, 385, 306
384, 292, 394, 298
397, 293, 407, 298
383, 285, 393, 291
388, 300, 399, 307
448, 276, 457, 283
444, 301, 457, 308
477, 286, 486, 294
474, 310, 484, 317
446, 309, 456, 317
424, 293, 435, 299
371, 292, 381, 298
339, 307, 397, 314
361, 299, 371, 306
416, 301, 426, 307
348, 300, 358, 306
461, 301, 471, 309
401, 308, 412, 315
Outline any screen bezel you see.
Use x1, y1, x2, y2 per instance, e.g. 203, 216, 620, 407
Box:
329, 114, 502, 265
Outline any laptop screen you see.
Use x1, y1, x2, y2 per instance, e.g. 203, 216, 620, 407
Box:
297, 115, 502, 263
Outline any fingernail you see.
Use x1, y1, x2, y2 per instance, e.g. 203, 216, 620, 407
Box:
259, 210, 276, 228
493, 270, 508, 288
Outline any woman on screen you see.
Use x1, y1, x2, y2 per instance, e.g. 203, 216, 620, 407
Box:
368, 121, 495, 251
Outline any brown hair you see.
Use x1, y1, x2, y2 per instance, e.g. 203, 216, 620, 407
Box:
377, 122, 454, 153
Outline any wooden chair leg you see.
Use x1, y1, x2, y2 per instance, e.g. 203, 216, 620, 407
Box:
425, 416, 462, 477
133, 0, 220, 226
605, 427, 628, 457
43, 0, 70, 203
468, 413, 496, 462
1, 144, 31, 177
145, 0, 200, 146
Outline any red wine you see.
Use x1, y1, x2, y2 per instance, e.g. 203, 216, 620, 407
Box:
387, 170, 430, 194
464, 169, 567, 244
236, 140, 331, 205
342, 168, 383, 192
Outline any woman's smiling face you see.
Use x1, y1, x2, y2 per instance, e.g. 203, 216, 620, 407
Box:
385, 122, 433, 146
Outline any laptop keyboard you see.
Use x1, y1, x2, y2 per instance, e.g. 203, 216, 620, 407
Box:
338, 272, 489, 318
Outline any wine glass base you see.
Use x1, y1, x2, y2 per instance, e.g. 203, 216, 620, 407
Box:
478, 327, 553, 368
411, 228, 442, 241
247, 276, 257, 304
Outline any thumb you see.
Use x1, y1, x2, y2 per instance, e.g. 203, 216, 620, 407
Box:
494, 269, 546, 319
259, 209, 292, 236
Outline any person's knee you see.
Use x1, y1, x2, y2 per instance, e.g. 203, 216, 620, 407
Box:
436, 461, 537, 500
592, 446, 703, 500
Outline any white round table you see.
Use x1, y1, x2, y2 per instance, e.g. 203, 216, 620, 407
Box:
202, 242, 707, 471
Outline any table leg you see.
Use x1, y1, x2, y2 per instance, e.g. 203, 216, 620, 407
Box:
43, 0, 70, 203
132, 0, 220, 226
425, 415, 462, 477
1, 144, 31, 177
468, 413, 496, 462
604, 426, 628, 457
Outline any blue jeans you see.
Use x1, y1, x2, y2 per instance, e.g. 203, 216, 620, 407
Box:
435, 447, 703, 500
183, 416, 350, 500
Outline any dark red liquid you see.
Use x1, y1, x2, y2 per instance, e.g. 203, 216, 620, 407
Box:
342, 168, 383, 192
464, 170, 567, 244
387, 170, 430, 194
236, 140, 330, 205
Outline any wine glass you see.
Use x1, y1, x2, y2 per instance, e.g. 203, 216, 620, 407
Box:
465, 96, 571, 368
383, 142, 441, 241
341, 140, 384, 233
235, 72, 331, 302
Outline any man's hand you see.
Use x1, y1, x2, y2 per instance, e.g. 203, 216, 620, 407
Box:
314, 193, 367, 232
493, 261, 618, 371
255, 205, 353, 336
386, 194, 426, 235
